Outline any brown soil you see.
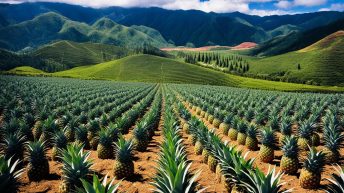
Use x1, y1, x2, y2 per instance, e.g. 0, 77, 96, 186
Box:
183, 102, 342, 193
180, 124, 227, 192
18, 100, 165, 193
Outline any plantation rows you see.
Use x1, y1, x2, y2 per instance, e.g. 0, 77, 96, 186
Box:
0, 76, 344, 193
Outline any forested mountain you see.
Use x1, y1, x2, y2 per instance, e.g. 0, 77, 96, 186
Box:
0, 12, 170, 51
1, 2, 343, 47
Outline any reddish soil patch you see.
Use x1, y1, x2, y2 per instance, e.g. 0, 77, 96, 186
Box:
231, 42, 257, 50
161, 46, 231, 52
184, 102, 341, 193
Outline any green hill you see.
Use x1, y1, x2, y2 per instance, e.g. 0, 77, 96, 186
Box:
251, 19, 344, 56
0, 12, 170, 51
33, 40, 130, 69
248, 31, 344, 86
0, 40, 131, 72
7, 54, 344, 92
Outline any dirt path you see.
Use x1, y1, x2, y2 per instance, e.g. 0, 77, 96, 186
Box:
118, 97, 165, 193
180, 128, 227, 193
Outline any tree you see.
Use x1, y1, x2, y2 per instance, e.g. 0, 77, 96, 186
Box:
297, 63, 301, 70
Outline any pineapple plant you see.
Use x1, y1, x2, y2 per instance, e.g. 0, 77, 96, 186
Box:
279, 120, 292, 145
86, 120, 100, 141
297, 122, 313, 151
59, 143, 93, 193
180, 108, 191, 133
100, 114, 109, 128
1, 132, 26, 162
26, 140, 49, 181
245, 124, 259, 151
269, 115, 280, 131
325, 164, 344, 193
64, 125, 75, 143
77, 174, 121, 193
299, 147, 325, 189
39, 116, 59, 147
97, 129, 114, 159
32, 120, 42, 140
208, 154, 217, 172
280, 135, 299, 175
258, 127, 276, 163
87, 120, 100, 150
200, 105, 207, 118
132, 122, 149, 152
65, 117, 79, 142
75, 126, 90, 149
207, 107, 214, 124
322, 124, 343, 164
19, 120, 34, 141
51, 130, 68, 161
0, 156, 24, 193
212, 110, 222, 128
228, 116, 239, 141
220, 114, 232, 135
237, 120, 247, 145
194, 141, 203, 155
196, 106, 202, 115
113, 136, 134, 179
242, 166, 289, 193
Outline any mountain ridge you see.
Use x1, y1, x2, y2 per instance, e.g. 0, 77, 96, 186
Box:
0, 12, 170, 51
1, 2, 343, 46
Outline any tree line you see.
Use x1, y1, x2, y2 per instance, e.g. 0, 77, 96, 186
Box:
178, 52, 250, 74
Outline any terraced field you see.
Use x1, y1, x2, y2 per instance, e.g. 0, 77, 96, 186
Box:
1, 75, 344, 193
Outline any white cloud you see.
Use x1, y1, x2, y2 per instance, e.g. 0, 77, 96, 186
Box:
2, 0, 294, 16
294, 0, 327, 7
319, 3, 344, 12
250, 9, 291, 15
330, 3, 344, 11
274, 1, 293, 9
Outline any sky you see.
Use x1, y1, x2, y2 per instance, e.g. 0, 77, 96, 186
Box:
2, 0, 344, 16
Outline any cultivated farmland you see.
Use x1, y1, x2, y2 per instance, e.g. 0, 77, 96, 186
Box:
0, 75, 344, 193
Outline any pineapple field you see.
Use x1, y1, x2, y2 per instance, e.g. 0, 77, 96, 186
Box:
1, 75, 344, 193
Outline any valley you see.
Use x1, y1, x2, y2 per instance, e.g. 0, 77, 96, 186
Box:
1, 2, 344, 193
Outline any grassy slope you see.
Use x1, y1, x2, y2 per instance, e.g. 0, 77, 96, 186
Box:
34, 40, 129, 68
8, 66, 44, 74
7, 54, 344, 92
247, 31, 344, 86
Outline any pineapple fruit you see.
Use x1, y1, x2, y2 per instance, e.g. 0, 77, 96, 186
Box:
258, 127, 276, 163
236, 121, 247, 145
299, 148, 325, 189
245, 124, 258, 151
280, 136, 299, 175
133, 123, 149, 152
97, 129, 114, 159
26, 140, 49, 181
113, 136, 134, 179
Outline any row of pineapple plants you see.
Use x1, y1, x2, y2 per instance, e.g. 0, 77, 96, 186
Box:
174, 85, 343, 165
174, 97, 289, 193
171, 84, 344, 191
152, 89, 204, 192
181, 97, 343, 190
0, 77, 160, 192
132, 89, 162, 152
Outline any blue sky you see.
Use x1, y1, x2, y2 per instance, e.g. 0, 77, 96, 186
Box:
3, 0, 344, 16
